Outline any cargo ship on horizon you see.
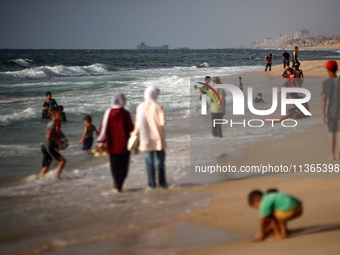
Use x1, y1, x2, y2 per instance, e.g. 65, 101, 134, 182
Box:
136, 41, 169, 50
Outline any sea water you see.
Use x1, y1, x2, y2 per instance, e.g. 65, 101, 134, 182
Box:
0, 48, 337, 253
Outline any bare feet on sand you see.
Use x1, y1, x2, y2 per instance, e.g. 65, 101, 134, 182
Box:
267, 235, 284, 242
328, 155, 336, 160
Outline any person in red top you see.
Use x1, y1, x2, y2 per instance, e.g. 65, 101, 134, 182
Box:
287, 68, 297, 88
97, 93, 134, 193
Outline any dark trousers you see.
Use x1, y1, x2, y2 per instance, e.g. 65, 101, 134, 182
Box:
109, 153, 130, 191
265, 63, 272, 71
292, 60, 300, 67
144, 150, 166, 188
211, 112, 224, 137
283, 60, 289, 68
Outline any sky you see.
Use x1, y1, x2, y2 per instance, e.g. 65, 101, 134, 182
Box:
1, 0, 340, 49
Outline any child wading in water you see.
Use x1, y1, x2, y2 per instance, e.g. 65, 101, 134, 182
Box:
45, 92, 58, 113
254, 93, 265, 104
42, 102, 51, 119
79, 115, 99, 150
40, 108, 66, 179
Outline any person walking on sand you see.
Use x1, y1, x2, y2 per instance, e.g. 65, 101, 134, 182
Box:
131, 86, 167, 189
292, 47, 300, 68
321, 60, 340, 160
97, 93, 134, 193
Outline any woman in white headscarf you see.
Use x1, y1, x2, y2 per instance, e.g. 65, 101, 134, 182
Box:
131, 86, 167, 189
97, 93, 133, 193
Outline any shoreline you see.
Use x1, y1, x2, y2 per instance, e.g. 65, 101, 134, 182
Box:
254, 60, 340, 78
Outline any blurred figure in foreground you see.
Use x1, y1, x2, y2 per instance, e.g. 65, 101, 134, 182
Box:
131, 86, 167, 189
97, 93, 133, 193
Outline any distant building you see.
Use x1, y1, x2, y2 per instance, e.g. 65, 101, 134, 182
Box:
249, 28, 340, 48
293, 29, 311, 39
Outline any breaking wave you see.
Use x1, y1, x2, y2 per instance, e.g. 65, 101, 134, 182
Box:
0, 63, 116, 80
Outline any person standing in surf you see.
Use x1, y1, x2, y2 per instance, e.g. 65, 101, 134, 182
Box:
45, 92, 58, 114
265, 53, 272, 73
131, 86, 167, 189
210, 77, 226, 138
97, 93, 134, 193
40, 108, 66, 179
79, 115, 99, 150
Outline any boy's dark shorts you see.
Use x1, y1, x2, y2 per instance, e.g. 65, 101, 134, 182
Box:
327, 118, 340, 133
82, 137, 93, 150
41, 145, 61, 167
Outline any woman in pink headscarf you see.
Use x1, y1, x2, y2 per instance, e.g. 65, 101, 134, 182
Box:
131, 86, 167, 189
97, 93, 133, 193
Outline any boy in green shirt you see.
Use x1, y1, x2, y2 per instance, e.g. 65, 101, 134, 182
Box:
45, 92, 58, 113
248, 190, 303, 241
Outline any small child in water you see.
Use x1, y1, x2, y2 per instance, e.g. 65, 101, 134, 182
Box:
45, 92, 58, 113
79, 115, 99, 150
248, 190, 303, 241
59, 105, 67, 121
42, 102, 51, 119
254, 93, 265, 104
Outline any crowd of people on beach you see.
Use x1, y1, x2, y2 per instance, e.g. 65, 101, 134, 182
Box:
39, 86, 167, 193
194, 47, 312, 138
37, 52, 339, 243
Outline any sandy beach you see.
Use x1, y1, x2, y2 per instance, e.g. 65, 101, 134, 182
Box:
180, 60, 340, 255
255, 60, 340, 78
180, 126, 340, 255
302, 42, 340, 50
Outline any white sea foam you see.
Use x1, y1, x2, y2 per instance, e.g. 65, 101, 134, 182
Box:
325, 55, 340, 59
199, 62, 209, 67
11, 58, 32, 67
1, 63, 114, 80
0, 107, 38, 126
0, 144, 40, 157
4, 68, 47, 79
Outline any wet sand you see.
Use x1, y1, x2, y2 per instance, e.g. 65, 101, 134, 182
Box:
180, 125, 340, 255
